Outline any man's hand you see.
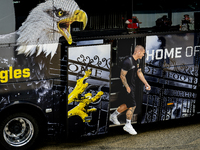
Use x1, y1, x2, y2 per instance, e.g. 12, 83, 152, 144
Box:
145, 84, 151, 91
137, 69, 151, 91
126, 86, 131, 93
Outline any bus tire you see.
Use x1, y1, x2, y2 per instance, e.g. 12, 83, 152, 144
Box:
0, 112, 40, 150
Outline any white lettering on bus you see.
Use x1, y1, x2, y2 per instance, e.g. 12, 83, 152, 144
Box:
146, 46, 200, 61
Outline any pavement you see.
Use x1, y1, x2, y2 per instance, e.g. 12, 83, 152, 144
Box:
35, 117, 200, 150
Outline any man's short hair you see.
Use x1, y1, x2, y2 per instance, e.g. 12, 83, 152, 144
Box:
135, 45, 145, 52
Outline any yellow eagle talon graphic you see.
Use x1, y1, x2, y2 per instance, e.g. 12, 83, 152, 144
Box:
68, 91, 104, 122
68, 70, 92, 104
68, 70, 104, 122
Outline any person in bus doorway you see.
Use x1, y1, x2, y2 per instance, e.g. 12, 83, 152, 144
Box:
110, 45, 151, 135
125, 16, 142, 33
156, 15, 172, 31
180, 14, 194, 31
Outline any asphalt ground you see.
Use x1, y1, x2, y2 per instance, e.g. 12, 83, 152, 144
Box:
35, 117, 200, 150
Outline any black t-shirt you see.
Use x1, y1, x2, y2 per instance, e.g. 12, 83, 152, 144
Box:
121, 56, 140, 89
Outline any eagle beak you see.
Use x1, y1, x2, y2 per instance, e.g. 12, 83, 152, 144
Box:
58, 10, 87, 45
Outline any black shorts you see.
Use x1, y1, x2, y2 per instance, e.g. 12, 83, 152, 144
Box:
120, 86, 136, 108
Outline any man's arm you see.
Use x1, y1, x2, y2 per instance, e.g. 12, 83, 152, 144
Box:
137, 68, 151, 90
120, 69, 131, 93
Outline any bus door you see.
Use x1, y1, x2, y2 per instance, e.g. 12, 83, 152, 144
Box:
108, 38, 145, 126
67, 43, 111, 136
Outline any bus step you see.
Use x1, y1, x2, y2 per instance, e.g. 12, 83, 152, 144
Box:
109, 121, 137, 127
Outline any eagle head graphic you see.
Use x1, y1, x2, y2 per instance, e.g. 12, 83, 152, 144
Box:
3, 0, 87, 59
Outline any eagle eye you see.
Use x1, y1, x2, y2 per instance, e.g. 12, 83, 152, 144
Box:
58, 10, 64, 17
52, 7, 69, 18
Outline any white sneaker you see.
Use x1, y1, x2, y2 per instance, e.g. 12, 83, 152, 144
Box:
110, 114, 120, 125
123, 124, 137, 135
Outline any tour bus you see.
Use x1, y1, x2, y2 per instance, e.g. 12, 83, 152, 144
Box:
1, 0, 200, 149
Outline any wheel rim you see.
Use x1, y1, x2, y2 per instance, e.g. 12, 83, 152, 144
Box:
3, 117, 34, 147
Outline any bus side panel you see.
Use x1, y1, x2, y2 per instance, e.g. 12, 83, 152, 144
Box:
0, 44, 66, 133
142, 32, 200, 123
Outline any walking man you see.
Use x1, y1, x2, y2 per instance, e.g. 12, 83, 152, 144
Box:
110, 45, 151, 135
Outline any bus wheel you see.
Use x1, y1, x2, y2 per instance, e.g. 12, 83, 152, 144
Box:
0, 112, 40, 150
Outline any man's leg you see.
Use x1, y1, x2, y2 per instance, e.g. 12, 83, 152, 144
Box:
123, 106, 137, 135
126, 106, 136, 120
118, 104, 128, 113
110, 104, 128, 125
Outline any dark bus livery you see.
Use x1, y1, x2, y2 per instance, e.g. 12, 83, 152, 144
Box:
0, 0, 200, 149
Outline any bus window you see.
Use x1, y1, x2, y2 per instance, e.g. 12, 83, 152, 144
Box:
0, 0, 15, 34
74, 0, 200, 34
